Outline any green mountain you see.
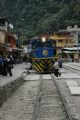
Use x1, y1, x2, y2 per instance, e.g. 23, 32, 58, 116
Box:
0, 0, 80, 38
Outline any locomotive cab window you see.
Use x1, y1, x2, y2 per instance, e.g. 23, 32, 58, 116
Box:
36, 41, 53, 48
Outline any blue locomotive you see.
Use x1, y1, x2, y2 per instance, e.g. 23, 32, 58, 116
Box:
29, 37, 56, 73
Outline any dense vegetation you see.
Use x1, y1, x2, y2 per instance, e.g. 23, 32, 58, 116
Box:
0, 0, 80, 39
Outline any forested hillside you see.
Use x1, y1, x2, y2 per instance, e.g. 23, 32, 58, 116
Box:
0, 0, 80, 38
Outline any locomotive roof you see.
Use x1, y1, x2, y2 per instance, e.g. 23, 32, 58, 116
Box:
30, 38, 56, 43
24, 38, 56, 45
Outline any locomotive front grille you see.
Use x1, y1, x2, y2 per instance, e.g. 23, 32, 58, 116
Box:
32, 59, 54, 73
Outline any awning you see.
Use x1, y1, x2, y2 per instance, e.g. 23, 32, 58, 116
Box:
11, 48, 23, 51
63, 47, 80, 51
63, 51, 76, 53
62, 47, 80, 53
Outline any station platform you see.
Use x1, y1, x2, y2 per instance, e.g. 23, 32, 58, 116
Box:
0, 62, 30, 106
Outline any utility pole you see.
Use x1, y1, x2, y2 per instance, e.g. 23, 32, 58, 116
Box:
21, 30, 23, 46
76, 25, 79, 62
67, 25, 80, 62
21, 19, 24, 46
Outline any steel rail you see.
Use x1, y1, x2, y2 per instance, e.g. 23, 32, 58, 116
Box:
63, 65, 80, 75
31, 75, 43, 120
51, 74, 72, 120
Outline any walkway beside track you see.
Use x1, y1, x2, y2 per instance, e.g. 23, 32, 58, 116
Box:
0, 62, 31, 106
54, 63, 80, 120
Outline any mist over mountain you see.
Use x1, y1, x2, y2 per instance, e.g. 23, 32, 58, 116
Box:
0, 0, 80, 38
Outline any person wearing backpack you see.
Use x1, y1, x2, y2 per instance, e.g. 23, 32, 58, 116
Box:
0, 55, 3, 76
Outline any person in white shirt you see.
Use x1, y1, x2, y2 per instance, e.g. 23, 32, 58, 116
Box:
53, 60, 61, 77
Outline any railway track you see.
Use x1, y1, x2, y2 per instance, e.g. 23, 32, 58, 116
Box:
0, 67, 75, 120
63, 63, 80, 74
31, 73, 71, 120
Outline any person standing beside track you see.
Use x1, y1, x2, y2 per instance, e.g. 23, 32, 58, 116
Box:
58, 57, 63, 68
53, 59, 61, 77
0, 55, 3, 76
3, 56, 7, 76
7, 55, 13, 76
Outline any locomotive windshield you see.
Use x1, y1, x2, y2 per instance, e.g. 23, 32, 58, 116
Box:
32, 41, 54, 48
38, 41, 52, 47
31, 38, 56, 49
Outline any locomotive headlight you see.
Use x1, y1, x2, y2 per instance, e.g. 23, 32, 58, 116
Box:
42, 37, 46, 42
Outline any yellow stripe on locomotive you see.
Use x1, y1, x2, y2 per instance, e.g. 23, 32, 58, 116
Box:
32, 58, 54, 73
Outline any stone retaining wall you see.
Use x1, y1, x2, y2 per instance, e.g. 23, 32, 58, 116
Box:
0, 75, 24, 106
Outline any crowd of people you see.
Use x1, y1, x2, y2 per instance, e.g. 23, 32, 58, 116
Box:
0, 53, 63, 77
0, 55, 13, 76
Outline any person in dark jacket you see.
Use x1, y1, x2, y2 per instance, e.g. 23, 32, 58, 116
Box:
7, 55, 13, 76
58, 57, 63, 68
0, 55, 3, 75
3, 56, 7, 76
